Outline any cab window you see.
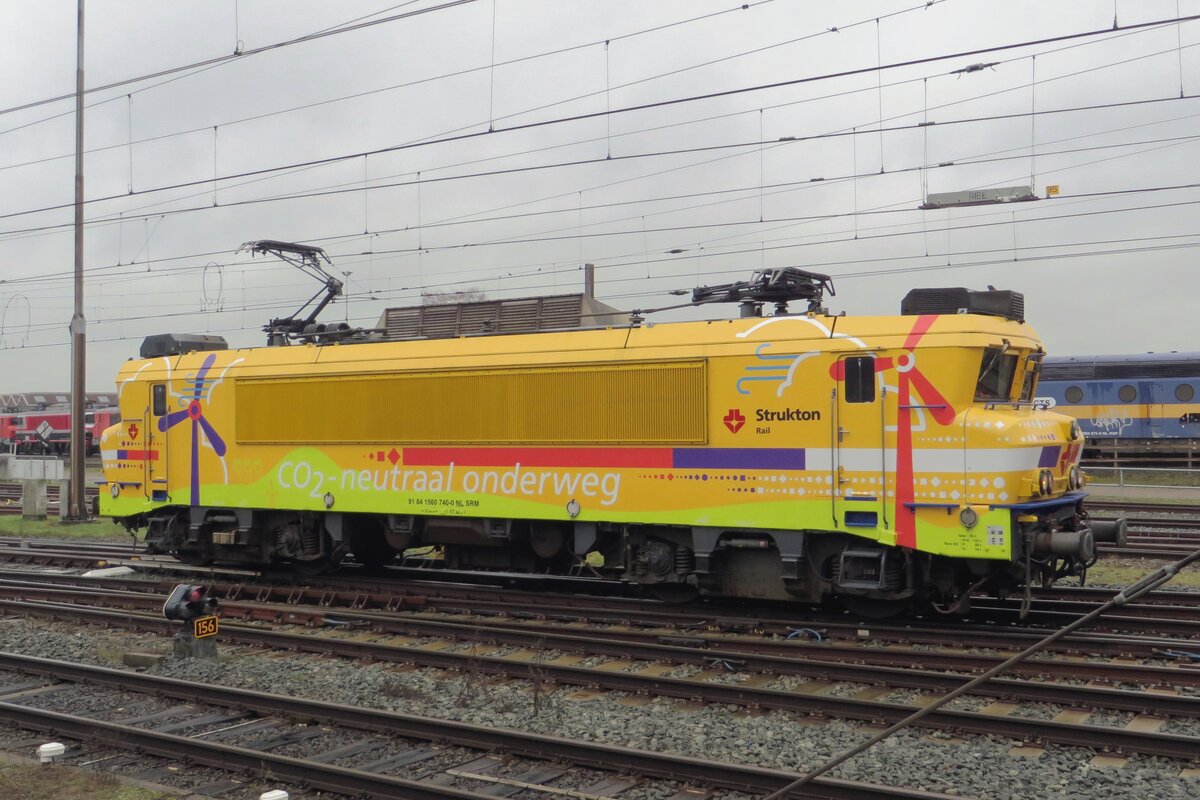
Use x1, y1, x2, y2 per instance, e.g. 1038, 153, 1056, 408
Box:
1019, 358, 1040, 401
975, 348, 1018, 401
152, 385, 167, 416
844, 356, 876, 403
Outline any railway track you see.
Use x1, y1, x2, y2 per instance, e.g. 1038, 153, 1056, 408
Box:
0, 572, 1199, 766
1089, 500, 1200, 515
0, 563, 1197, 655
0, 537, 1199, 640
0, 652, 943, 800
0, 545, 1198, 794
0, 573, 1197, 691
2, 596, 1199, 763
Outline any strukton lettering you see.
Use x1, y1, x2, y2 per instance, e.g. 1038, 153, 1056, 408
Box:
756, 408, 821, 422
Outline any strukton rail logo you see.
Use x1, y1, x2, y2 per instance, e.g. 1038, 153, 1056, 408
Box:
756, 408, 821, 422
723, 409, 746, 434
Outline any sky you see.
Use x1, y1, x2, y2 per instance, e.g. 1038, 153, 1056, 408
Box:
0, 0, 1198, 392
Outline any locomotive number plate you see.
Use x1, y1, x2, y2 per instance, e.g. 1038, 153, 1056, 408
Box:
193, 616, 219, 638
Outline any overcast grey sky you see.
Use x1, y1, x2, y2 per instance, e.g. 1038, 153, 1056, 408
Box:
1, 0, 1198, 390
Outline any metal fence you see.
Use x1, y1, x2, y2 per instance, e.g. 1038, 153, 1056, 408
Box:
1084, 465, 1200, 491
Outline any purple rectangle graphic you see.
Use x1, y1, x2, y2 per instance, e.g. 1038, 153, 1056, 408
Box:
672, 448, 805, 471
1037, 446, 1061, 468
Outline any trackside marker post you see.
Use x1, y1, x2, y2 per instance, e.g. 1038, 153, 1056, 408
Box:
162, 583, 220, 659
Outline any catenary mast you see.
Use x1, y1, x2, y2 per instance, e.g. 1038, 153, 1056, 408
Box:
67, 0, 87, 520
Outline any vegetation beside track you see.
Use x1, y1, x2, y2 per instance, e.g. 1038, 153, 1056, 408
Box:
1084, 558, 1200, 589
0, 760, 172, 800
0, 516, 133, 542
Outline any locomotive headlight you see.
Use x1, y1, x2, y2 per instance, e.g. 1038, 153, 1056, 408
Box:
1037, 469, 1054, 496
1068, 465, 1083, 490
1069, 420, 1082, 441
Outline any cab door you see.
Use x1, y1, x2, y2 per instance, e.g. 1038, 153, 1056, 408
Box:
834, 354, 886, 531
148, 383, 170, 501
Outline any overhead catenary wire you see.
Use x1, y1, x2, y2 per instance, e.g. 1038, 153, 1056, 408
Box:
0, 0, 482, 120
0, 0, 781, 143
3, 85, 1197, 251
5, 6, 1200, 360
8, 166, 1200, 300
14, 231, 1200, 343
3, 17, 1191, 266
2, 12, 1195, 228
0, 0, 1159, 192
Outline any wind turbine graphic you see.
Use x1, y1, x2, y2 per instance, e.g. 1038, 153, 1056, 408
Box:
157, 353, 226, 506
831, 315, 956, 548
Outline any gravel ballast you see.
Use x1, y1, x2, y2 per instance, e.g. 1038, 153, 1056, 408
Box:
0, 616, 1195, 798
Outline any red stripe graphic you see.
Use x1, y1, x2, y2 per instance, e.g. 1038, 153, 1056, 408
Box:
116, 449, 159, 461
403, 447, 673, 469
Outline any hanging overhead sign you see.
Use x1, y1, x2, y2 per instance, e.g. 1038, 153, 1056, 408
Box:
920, 186, 1037, 209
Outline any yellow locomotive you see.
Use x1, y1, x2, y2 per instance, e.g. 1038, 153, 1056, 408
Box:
99, 247, 1121, 614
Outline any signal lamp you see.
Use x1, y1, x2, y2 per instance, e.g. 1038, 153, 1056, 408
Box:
163, 583, 219, 621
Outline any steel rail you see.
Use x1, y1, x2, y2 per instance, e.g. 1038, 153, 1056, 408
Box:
1100, 545, 1197, 559
1033, 585, 1200, 607
2, 575, 1200, 690
0, 701, 503, 800
0, 569, 1195, 657
1088, 501, 1200, 514
0, 581, 1196, 715
1, 599, 1197, 760
0, 651, 956, 800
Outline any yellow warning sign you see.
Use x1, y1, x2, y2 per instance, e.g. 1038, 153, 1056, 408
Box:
1046, 185, 1060, 196
193, 616, 219, 638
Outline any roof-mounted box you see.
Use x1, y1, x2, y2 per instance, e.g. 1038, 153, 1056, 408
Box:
901, 288, 1024, 322
139, 334, 229, 359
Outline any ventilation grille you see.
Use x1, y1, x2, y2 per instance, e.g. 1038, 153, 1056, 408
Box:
382, 294, 586, 339
236, 361, 707, 445
901, 288, 1024, 322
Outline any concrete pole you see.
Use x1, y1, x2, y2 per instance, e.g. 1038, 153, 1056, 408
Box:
68, 0, 88, 519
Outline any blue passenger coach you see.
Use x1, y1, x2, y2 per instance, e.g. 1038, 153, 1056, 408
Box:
1037, 353, 1200, 440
